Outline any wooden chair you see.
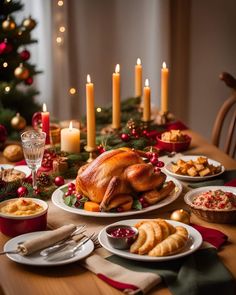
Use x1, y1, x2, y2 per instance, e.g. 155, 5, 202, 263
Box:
211, 72, 236, 158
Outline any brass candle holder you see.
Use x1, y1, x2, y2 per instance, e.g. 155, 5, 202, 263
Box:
85, 146, 97, 163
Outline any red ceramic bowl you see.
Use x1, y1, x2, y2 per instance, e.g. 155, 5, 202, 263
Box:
157, 134, 191, 152
0, 198, 48, 237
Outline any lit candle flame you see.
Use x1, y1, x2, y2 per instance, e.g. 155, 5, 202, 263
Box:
162, 62, 167, 69
145, 78, 149, 87
42, 103, 47, 112
87, 74, 91, 83
137, 58, 141, 65
115, 64, 120, 74
69, 121, 73, 130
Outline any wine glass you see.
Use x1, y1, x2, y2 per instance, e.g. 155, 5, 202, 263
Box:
21, 130, 46, 190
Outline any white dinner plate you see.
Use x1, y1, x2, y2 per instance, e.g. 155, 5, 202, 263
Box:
51, 176, 182, 217
3, 231, 94, 266
98, 219, 203, 261
0, 164, 31, 178
163, 155, 225, 182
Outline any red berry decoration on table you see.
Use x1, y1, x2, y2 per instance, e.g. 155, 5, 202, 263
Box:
19, 49, 30, 61
148, 152, 164, 168
142, 129, 148, 137
34, 188, 41, 196
54, 176, 65, 187
97, 144, 106, 154
156, 161, 164, 168
17, 186, 28, 197
120, 133, 130, 142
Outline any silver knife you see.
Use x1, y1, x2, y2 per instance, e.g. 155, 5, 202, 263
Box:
45, 233, 94, 262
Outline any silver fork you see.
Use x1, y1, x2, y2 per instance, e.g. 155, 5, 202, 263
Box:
40, 225, 86, 256
46, 232, 96, 261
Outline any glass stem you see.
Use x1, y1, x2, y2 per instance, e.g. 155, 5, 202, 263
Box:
32, 169, 37, 190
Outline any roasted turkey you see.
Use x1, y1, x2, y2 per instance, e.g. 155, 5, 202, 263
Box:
75, 148, 175, 212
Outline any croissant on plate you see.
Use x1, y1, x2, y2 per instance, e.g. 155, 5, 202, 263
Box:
148, 226, 188, 256
130, 219, 188, 257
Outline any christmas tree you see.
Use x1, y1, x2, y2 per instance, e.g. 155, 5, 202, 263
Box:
0, 0, 40, 134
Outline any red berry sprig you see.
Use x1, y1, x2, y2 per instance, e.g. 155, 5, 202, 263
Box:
146, 151, 164, 169
97, 144, 106, 154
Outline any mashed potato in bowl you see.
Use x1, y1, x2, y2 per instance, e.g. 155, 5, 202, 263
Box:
0, 198, 48, 236
0, 198, 44, 216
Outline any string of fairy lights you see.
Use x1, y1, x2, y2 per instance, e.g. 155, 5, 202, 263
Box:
55, 0, 77, 98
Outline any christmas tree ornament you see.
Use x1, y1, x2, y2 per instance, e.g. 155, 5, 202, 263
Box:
54, 176, 65, 187
120, 133, 130, 142
0, 124, 7, 149
0, 39, 13, 55
19, 49, 30, 61
170, 209, 190, 224
2, 16, 16, 31
17, 186, 28, 197
11, 113, 26, 130
24, 76, 33, 85
22, 16, 36, 30
14, 63, 29, 80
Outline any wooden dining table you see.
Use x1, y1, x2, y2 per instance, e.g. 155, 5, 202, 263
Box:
0, 129, 236, 295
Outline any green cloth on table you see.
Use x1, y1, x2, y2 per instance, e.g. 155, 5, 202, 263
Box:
188, 170, 236, 188
107, 248, 235, 295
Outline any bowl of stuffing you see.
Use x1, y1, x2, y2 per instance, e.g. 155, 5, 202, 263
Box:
156, 130, 191, 152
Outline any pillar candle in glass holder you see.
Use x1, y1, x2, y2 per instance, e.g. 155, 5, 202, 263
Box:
86, 74, 96, 149
143, 79, 151, 122
135, 58, 142, 97
61, 121, 80, 153
161, 62, 169, 114
112, 64, 121, 129
41, 103, 50, 144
